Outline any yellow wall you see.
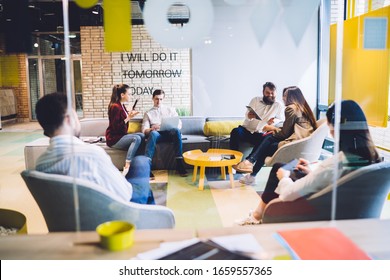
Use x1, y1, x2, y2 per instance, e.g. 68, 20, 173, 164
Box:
329, 6, 390, 127
0, 55, 19, 87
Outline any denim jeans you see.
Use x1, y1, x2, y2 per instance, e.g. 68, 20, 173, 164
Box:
112, 132, 144, 162
125, 155, 155, 204
144, 128, 183, 160
247, 134, 280, 176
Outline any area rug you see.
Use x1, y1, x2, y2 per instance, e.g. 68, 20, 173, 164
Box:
150, 182, 168, 206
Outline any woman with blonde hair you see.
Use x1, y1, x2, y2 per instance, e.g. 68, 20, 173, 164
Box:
106, 84, 144, 176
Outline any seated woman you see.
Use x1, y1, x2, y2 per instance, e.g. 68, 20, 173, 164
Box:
235, 86, 317, 185
237, 100, 381, 225
106, 84, 144, 176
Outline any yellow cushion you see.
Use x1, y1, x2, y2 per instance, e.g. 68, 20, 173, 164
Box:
127, 122, 142, 133
203, 120, 243, 136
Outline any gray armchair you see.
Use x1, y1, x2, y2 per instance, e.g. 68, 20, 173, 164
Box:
264, 119, 329, 166
262, 161, 390, 223
21, 170, 175, 231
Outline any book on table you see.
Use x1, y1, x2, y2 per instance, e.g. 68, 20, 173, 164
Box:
274, 227, 371, 260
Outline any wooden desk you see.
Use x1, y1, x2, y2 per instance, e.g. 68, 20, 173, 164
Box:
197, 219, 390, 260
0, 229, 194, 260
1, 219, 389, 260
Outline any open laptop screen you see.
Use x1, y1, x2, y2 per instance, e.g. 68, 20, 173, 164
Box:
160, 117, 180, 131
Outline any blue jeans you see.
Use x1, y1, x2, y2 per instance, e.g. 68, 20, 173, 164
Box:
145, 128, 183, 160
229, 125, 265, 151
126, 155, 155, 204
247, 134, 280, 176
112, 133, 144, 162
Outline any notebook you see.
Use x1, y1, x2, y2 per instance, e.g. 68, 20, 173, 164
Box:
274, 227, 371, 260
160, 116, 180, 131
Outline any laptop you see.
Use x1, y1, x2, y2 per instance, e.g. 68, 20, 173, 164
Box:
159, 116, 180, 131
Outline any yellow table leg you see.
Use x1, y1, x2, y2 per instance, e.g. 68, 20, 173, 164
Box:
227, 165, 234, 188
220, 166, 226, 180
192, 165, 198, 182
198, 166, 206, 190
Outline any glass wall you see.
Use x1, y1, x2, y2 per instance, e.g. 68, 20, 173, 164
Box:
1, 0, 390, 260
27, 33, 82, 119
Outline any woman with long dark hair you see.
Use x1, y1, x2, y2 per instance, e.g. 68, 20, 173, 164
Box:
237, 100, 381, 225
106, 84, 144, 176
235, 86, 317, 185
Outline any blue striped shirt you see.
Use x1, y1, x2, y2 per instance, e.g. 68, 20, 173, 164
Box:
35, 135, 132, 202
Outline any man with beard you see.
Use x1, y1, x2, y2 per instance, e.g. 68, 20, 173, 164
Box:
35, 92, 155, 204
229, 82, 285, 157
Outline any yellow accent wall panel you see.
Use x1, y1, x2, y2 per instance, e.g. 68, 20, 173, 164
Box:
0, 55, 19, 86
104, 0, 132, 52
329, 6, 390, 127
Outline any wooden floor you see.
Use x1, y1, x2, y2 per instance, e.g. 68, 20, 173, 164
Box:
1, 121, 389, 234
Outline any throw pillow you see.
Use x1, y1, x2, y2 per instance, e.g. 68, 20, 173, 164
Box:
203, 120, 242, 136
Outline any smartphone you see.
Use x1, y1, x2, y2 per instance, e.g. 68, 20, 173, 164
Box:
222, 154, 235, 160
132, 98, 139, 110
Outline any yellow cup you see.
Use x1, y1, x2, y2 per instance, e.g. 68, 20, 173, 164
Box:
0, 208, 27, 234
96, 220, 135, 251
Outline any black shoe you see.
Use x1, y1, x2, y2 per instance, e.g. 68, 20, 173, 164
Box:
175, 169, 188, 177
150, 172, 155, 180
175, 158, 188, 177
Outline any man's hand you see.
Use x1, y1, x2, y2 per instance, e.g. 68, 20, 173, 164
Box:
145, 124, 160, 136
150, 124, 160, 131
267, 117, 275, 125
262, 125, 276, 132
247, 111, 257, 119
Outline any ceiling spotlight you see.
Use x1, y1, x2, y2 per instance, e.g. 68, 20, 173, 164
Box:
34, 43, 39, 48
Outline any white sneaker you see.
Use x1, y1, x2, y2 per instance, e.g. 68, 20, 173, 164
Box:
235, 210, 262, 226
239, 174, 256, 185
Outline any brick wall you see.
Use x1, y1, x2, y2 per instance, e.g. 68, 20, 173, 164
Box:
80, 25, 191, 118
15, 54, 29, 121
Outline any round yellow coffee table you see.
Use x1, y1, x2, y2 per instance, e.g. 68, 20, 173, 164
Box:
183, 148, 243, 190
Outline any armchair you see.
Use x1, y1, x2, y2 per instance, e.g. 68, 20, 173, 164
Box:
21, 170, 175, 231
264, 119, 329, 166
262, 161, 390, 223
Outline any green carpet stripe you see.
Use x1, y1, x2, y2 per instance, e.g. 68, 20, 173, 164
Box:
166, 170, 223, 229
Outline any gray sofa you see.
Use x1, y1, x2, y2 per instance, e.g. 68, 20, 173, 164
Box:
24, 116, 244, 170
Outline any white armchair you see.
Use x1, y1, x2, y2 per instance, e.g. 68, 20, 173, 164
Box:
264, 119, 329, 166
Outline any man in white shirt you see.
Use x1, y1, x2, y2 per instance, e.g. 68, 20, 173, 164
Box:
142, 89, 188, 178
229, 81, 285, 153
35, 92, 155, 204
